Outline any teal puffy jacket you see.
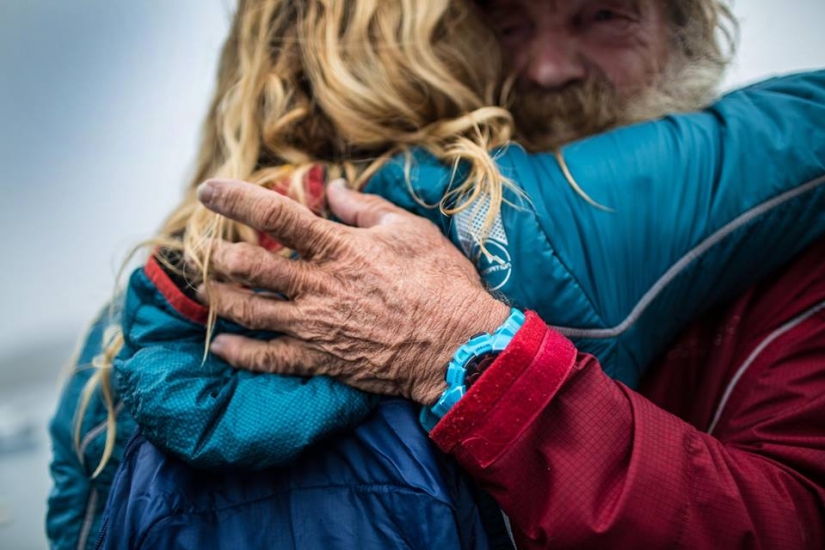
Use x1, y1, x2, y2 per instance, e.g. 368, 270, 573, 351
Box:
371, 70, 825, 385
48, 70, 825, 549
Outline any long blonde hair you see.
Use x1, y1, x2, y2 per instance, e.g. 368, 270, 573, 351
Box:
75, 0, 517, 476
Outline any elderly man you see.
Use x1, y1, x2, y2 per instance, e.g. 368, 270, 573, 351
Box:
195, 1, 825, 548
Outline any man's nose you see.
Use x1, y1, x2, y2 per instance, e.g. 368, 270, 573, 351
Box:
524, 34, 587, 90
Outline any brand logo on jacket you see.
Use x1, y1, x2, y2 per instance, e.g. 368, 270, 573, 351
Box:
454, 202, 513, 291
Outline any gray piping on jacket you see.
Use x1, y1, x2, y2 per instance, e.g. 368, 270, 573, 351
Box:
77, 488, 99, 550
707, 299, 825, 435
550, 173, 825, 339
79, 401, 124, 458
501, 510, 518, 548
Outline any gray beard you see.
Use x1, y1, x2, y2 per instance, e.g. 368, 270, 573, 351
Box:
510, 56, 724, 151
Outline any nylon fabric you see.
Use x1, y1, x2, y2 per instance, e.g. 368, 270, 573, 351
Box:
95, 400, 495, 550
367, 69, 825, 386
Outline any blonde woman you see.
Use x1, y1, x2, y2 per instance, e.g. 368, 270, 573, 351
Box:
47, 0, 825, 548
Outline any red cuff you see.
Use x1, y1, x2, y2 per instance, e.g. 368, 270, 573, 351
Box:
430, 311, 577, 467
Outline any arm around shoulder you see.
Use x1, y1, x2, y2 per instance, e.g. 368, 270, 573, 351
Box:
432, 288, 825, 549
114, 257, 379, 470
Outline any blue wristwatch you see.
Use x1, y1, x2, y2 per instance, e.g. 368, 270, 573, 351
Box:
419, 308, 525, 432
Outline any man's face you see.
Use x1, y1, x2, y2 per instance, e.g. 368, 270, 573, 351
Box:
481, 0, 674, 148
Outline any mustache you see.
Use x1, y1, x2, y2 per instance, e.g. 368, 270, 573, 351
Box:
508, 75, 627, 150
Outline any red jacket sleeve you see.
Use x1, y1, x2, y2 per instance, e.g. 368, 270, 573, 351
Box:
431, 311, 825, 549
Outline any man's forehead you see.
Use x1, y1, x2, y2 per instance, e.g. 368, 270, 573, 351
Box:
480, 0, 646, 16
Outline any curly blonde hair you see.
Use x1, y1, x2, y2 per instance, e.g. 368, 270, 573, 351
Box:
75, 0, 518, 477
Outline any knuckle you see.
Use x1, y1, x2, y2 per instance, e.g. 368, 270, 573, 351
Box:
224, 245, 253, 278
246, 260, 268, 286
225, 295, 244, 321
207, 286, 228, 312
219, 186, 241, 212
306, 317, 326, 337
252, 346, 276, 372
381, 211, 402, 223
366, 204, 386, 220
284, 345, 306, 371
230, 295, 259, 327
285, 268, 311, 296
221, 243, 277, 287
312, 218, 337, 240
309, 225, 346, 259
259, 200, 288, 233
323, 358, 344, 378
292, 302, 322, 337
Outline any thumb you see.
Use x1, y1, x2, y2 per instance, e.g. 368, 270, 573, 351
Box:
327, 178, 401, 228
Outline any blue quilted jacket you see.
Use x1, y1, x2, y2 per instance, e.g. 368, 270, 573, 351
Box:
95, 401, 507, 550
48, 70, 825, 549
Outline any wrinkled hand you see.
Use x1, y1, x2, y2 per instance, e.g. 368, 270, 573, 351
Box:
197, 178, 509, 405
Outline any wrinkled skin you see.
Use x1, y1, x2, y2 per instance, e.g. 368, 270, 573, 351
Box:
199, 179, 509, 406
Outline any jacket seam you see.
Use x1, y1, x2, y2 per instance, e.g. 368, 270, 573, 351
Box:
76, 487, 98, 550
552, 173, 825, 339
707, 298, 825, 434
79, 401, 124, 458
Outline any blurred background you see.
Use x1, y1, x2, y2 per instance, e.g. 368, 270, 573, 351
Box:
1, 1, 824, 548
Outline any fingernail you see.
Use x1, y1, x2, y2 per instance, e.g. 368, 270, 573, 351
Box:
197, 181, 217, 204
210, 336, 227, 355
329, 178, 347, 190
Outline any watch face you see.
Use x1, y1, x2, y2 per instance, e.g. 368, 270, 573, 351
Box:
465, 354, 499, 390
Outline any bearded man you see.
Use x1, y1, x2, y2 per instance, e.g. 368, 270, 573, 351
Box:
195, 1, 825, 548
492, 0, 736, 150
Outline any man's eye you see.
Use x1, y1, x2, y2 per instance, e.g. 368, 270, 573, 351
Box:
592, 9, 618, 22
574, 6, 635, 34
500, 22, 530, 37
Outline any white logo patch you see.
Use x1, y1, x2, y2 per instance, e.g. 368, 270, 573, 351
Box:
454, 200, 512, 291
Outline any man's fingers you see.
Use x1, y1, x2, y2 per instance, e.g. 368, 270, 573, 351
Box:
202, 282, 300, 334
210, 334, 324, 377
327, 179, 404, 228
198, 178, 344, 255
210, 241, 322, 297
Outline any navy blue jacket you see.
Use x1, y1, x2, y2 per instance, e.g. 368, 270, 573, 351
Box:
95, 400, 510, 550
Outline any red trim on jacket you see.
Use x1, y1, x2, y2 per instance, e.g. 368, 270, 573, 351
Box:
432, 239, 825, 549
144, 256, 209, 325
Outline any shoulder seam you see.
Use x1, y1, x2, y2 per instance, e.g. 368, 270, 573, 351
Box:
552, 173, 825, 339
